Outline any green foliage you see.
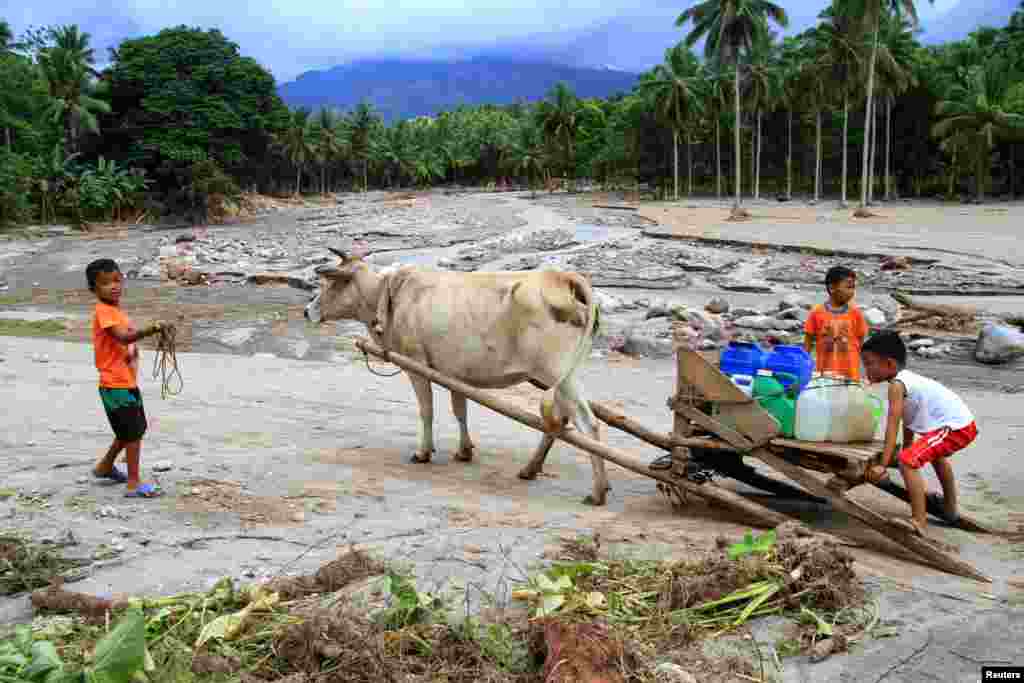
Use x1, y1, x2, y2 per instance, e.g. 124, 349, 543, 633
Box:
0, 612, 147, 683
0, 151, 37, 226
727, 528, 778, 560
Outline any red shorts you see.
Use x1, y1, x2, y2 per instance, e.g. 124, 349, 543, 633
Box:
898, 421, 978, 469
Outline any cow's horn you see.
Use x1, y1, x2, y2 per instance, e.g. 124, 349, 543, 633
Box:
328, 247, 349, 260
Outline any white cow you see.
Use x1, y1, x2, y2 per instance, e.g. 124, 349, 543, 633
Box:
304, 247, 611, 505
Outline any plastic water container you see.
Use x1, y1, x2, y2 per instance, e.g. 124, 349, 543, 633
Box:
720, 342, 767, 378
753, 370, 798, 437
764, 345, 815, 393
794, 375, 882, 443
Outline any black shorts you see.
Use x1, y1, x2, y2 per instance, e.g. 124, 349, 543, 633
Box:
99, 387, 148, 442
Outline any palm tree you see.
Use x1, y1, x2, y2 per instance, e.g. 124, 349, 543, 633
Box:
313, 108, 344, 195
536, 83, 600, 191
275, 108, 315, 195
678, 0, 789, 213
37, 25, 110, 156
839, 0, 930, 213
816, 6, 863, 206
797, 35, 831, 203
742, 28, 779, 200
639, 44, 705, 201
702, 61, 731, 199
777, 37, 804, 201
348, 102, 379, 192
932, 58, 1024, 202
873, 13, 916, 200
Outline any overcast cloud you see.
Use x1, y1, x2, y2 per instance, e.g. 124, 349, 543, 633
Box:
3, 0, 962, 82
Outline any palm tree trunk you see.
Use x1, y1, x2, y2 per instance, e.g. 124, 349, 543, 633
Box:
687, 136, 693, 197
815, 110, 822, 202
884, 98, 892, 200
841, 94, 849, 206
860, 18, 880, 209
755, 110, 763, 201
750, 114, 757, 198
734, 60, 743, 210
3, 127, 10, 151
1011, 144, 1016, 199
868, 94, 877, 204
948, 147, 957, 198
787, 110, 793, 201
716, 118, 722, 199
673, 128, 680, 201
296, 166, 302, 196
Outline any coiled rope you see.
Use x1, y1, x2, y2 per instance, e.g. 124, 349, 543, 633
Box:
151, 324, 184, 399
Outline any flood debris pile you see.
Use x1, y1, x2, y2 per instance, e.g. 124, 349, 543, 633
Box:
7, 527, 875, 683
0, 533, 89, 596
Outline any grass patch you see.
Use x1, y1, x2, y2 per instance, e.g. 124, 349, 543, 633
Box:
0, 318, 69, 337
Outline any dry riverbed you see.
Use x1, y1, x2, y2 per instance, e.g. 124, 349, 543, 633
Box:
2, 189, 1024, 681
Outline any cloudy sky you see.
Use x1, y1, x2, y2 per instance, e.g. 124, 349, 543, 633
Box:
4, 0, 964, 82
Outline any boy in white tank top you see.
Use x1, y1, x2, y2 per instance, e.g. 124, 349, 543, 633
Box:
861, 331, 977, 537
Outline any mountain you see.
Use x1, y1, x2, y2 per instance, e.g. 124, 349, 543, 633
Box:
919, 0, 1020, 43
277, 57, 640, 122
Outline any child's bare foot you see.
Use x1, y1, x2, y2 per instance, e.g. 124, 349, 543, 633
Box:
124, 482, 162, 498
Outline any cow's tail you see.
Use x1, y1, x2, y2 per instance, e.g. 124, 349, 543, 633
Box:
540, 273, 599, 433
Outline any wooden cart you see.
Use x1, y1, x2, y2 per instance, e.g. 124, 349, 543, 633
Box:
354, 327, 993, 583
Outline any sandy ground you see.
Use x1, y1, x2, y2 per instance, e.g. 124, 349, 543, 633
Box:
1, 190, 1024, 680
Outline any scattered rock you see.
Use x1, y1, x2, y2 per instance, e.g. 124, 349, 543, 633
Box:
733, 315, 777, 331
31, 354, 50, 363
770, 318, 802, 332
881, 256, 911, 271
622, 318, 675, 359
705, 297, 730, 314
152, 460, 173, 472
593, 290, 627, 313
779, 294, 808, 311
729, 307, 761, 318
717, 278, 774, 293
975, 323, 1024, 365
907, 338, 935, 350
654, 663, 697, 683
645, 300, 672, 320
863, 307, 888, 328
776, 307, 808, 322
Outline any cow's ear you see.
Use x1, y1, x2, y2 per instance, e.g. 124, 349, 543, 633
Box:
328, 247, 351, 262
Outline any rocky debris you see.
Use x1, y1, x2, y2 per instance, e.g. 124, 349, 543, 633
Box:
705, 297, 730, 314
621, 317, 675, 358
780, 293, 810, 311
714, 277, 774, 293
881, 256, 912, 271
907, 338, 935, 350
975, 323, 1024, 365
449, 228, 579, 271
862, 307, 888, 328
152, 460, 173, 472
593, 290, 631, 314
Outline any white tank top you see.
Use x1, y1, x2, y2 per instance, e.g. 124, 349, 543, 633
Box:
894, 369, 974, 434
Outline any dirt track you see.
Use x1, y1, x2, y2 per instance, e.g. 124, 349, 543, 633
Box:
2, 190, 1024, 680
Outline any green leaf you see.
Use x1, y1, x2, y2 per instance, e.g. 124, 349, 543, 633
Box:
194, 614, 242, 648
537, 593, 565, 618
23, 642, 63, 682
89, 611, 146, 683
14, 627, 32, 656
801, 607, 834, 637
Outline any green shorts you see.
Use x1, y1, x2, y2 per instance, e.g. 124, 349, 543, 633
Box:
99, 387, 148, 442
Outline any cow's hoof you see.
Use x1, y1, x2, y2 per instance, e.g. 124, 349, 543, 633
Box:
454, 446, 475, 463
582, 493, 608, 506
518, 468, 539, 481
410, 450, 434, 464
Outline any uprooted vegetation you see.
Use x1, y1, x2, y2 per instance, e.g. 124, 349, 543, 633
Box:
3, 524, 878, 683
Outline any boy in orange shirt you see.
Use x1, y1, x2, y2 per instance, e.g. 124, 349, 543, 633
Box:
803, 266, 869, 381
87, 259, 167, 498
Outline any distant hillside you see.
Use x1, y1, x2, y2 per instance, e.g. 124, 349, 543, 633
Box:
277, 57, 640, 122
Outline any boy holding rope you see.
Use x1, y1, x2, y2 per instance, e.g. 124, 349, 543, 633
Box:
86, 258, 168, 498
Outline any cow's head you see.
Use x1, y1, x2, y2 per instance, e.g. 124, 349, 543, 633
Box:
304, 247, 377, 325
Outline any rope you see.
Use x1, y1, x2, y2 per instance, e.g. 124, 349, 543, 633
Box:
151, 324, 184, 399
361, 346, 402, 378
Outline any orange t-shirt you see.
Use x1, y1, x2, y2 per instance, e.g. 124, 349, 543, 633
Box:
804, 303, 869, 381
93, 302, 138, 388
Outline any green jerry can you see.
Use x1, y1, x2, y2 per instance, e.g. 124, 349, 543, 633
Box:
752, 370, 798, 438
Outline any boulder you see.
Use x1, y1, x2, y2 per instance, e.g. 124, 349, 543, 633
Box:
594, 290, 627, 314
705, 297, 730, 314
733, 315, 777, 331
907, 338, 935, 350
975, 323, 1024, 365
779, 293, 809, 311
862, 307, 888, 328
622, 318, 675, 358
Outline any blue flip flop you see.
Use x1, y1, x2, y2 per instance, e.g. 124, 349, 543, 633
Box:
124, 482, 162, 498
94, 465, 128, 483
